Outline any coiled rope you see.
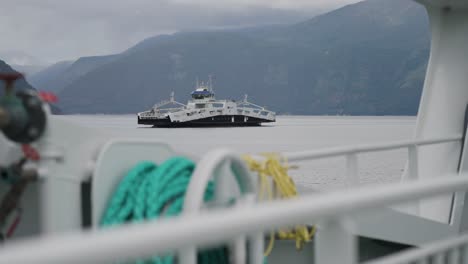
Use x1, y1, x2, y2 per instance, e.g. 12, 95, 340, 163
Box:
100, 157, 228, 264
101, 154, 308, 263
243, 153, 316, 256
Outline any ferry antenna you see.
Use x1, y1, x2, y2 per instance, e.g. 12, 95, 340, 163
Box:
208, 74, 214, 93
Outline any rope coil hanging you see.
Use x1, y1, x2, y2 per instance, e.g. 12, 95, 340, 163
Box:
100, 157, 228, 264
243, 153, 316, 256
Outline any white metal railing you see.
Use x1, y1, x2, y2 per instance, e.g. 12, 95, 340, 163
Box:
0, 136, 461, 263
280, 135, 462, 186
236, 107, 275, 118
139, 105, 276, 122
165, 107, 275, 122
1, 173, 468, 264
364, 233, 468, 264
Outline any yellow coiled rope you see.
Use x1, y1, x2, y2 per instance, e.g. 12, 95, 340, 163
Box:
242, 153, 316, 257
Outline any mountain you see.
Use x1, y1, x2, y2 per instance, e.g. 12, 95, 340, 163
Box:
0, 51, 48, 76
27, 60, 73, 91
51, 0, 429, 115
29, 55, 118, 93
0, 59, 62, 114
0, 59, 35, 91
11, 65, 47, 76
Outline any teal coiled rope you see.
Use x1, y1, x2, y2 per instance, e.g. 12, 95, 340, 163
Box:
100, 156, 229, 264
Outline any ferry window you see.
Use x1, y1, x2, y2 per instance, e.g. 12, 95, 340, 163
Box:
212, 103, 224, 108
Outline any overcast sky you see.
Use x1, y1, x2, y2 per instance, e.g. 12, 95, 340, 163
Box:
0, 0, 361, 64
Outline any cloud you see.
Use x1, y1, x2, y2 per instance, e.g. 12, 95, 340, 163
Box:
0, 0, 360, 63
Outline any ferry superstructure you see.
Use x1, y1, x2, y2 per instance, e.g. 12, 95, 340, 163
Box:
137, 80, 275, 127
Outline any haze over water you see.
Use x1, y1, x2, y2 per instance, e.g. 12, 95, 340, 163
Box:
62, 115, 415, 192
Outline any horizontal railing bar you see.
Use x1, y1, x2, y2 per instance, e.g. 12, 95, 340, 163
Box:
364, 233, 468, 264
1, 174, 468, 263
284, 135, 462, 162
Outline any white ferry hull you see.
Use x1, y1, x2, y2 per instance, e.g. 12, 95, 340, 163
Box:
138, 114, 274, 127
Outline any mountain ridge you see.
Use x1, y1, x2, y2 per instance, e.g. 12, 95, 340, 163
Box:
34, 0, 430, 115
0, 59, 62, 114
0, 59, 36, 91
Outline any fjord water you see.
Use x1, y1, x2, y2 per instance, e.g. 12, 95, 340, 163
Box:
62, 115, 415, 192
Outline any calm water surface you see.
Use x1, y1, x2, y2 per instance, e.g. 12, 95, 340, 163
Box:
60, 115, 416, 191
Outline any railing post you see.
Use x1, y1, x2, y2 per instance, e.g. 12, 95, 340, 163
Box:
408, 145, 419, 181
401, 145, 421, 216
448, 248, 460, 264
346, 153, 359, 187
417, 258, 429, 264
433, 252, 445, 264
315, 218, 357, 264
462, 245, 468, 264
179, 248, 196, 264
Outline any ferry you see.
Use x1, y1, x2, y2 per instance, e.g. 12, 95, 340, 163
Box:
137, 79, 275, 127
